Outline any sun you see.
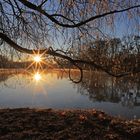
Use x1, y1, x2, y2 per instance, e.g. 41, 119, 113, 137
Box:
33, 55, 42, 63
26, 51, 49, 71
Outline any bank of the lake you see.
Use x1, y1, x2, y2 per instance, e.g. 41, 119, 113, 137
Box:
0, 108, 139, 140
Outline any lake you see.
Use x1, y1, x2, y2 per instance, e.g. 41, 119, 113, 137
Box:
0, 69, 139, 119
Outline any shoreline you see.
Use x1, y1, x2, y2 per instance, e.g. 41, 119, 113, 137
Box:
0, 108, 139, 140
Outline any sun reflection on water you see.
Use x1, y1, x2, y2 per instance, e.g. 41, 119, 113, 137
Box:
34, 72, 42, 82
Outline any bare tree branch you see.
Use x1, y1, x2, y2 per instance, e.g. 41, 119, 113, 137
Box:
38, 0, 49, 8
18, 0, 140, 28
1, 32, 139, 78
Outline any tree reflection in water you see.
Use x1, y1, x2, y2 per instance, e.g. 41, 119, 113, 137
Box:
50, 69, 140, 108
0, 70, 31, 89
0, 69, 139, 109
74, 71, 140, 108
0, 70, 20, 89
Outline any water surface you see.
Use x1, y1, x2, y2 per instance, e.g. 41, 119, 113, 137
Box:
0, 69, 139, 119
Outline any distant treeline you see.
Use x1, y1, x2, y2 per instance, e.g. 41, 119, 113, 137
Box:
0, 55, 30, 68
58, 36, 140, 73
0, 55, 58, 69
0, 35, 140, 72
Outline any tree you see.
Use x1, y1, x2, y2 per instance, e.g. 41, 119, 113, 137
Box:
0, 0, 140, 82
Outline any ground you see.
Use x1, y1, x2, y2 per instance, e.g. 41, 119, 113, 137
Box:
0, 108, 140, 140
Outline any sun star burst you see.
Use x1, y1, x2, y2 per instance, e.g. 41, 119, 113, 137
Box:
33, 55, 42, 63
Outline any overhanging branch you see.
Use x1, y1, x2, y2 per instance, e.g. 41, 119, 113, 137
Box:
18, 0, 140, 28
0, 32, 139, 78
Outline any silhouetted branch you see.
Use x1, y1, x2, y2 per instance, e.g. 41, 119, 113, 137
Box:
68, 63, 83, 83
18, 0, 140, 28
1, 32, 139, 80
38, 0, 49, 8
